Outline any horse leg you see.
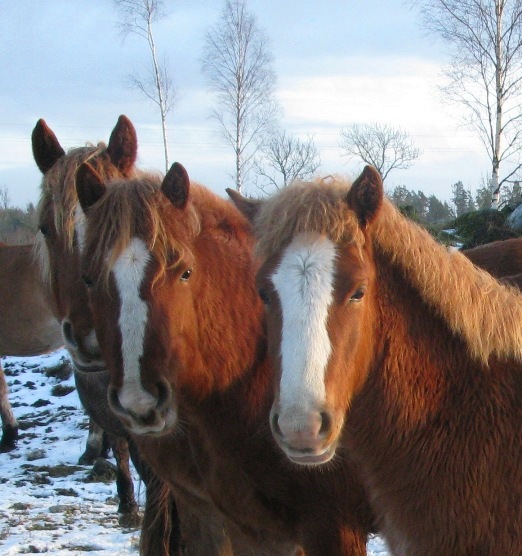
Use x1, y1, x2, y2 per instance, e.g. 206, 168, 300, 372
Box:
0, 361, 18, 452
107, 433, 141, 528
78, 419, 106, 464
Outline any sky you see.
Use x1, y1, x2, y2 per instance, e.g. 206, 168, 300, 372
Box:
0, 0, 490, 208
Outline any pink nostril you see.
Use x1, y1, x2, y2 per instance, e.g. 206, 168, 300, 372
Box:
319, 411, 332, 436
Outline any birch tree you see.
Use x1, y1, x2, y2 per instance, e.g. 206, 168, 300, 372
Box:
339, 123, 422, 181
254, 131, 321, 193
114, 0, 175, 172
201, 0, 278, 193
417, 0, 522, 208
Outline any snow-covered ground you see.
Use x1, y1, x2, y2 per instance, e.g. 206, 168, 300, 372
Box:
0, 349, 389, 555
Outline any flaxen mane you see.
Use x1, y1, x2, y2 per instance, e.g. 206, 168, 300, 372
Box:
254, 176, 522, 365
38, 145, 106, 251
253, 176, 365, 259
84, 176, 215, 288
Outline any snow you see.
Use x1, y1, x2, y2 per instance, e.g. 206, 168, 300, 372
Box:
0, 349, 389, 555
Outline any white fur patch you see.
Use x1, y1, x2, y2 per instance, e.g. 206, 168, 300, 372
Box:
74, 205, 87, 253
113, 237, 156, 411
271, 233, 336, 411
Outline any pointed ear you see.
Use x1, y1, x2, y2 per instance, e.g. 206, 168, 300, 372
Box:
76, 162, 107, 213
161, 162, 190, 209
346, 165, 383, 228
226, 188, 262, 223
32, 119, 66, 174
106, 115, 137, 177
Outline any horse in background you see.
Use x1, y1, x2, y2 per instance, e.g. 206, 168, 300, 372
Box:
229, 166, 521, 555
463, 237, 522, 278
76, 160, 376, 555
32, 117, 181, 547
0, 243, 63, 451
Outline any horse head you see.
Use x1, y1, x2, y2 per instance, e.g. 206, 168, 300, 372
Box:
32, 116, 138, 372
77, 161, 263, 436
229, 166, 384, 465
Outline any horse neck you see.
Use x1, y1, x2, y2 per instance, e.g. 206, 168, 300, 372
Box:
373, 199, 522, 365
188, 219, 271, 410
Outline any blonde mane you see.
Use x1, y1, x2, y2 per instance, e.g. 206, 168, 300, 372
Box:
253, 176, 366, 259
38, 144, 106, 252
254, 176, 522, 365
84, 175, 201, 287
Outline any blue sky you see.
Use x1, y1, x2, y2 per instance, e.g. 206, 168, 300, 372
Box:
0, 0, 489, 208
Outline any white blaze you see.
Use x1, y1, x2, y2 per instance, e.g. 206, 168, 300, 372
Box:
271, 233, 336, 411
112, 237, 156, 412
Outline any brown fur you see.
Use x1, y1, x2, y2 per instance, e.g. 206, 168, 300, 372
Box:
243, 167, 522, 555
80, 168, 376, 555
0, 243, 62, 451
33, 117, 182, 553
463, 237, 522, 279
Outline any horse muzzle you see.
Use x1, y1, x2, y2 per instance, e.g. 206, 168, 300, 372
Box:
270, 405, 339, 466
107, 378, 177, 436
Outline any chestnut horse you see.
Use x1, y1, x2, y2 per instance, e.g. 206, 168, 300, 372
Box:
463, 237, 522, 278
229, 166, 522, 555
0, 243, 62, 451
75, 161, 376, 555
32, 117, 182, 550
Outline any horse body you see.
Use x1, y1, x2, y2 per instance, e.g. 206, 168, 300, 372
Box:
463, 237, 522, 278
77, 161, 375, 555
230, 166, 522, 555
0, 243, 63, 451
32, 117, 185, 549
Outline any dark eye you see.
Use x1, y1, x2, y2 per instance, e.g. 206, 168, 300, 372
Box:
350, 287, 366, 302
81, 274, 94, 288
180, 269, 192, 282
39, 225, 49, 237
258, 288, 270, 305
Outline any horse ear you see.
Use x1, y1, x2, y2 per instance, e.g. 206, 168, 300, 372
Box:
106, 115, 137, 177
346, 165, 383, 227
162, 162, 190, 209
76, 162, 107, 213
226, 188, 262, 223
32, 119, 66, 174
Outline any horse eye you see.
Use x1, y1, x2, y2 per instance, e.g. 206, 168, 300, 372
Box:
81, 274, 94, 288
350, 287, 366, 302
258, 288, 270, 305
39, 225, 49, 237
180, 269, 192, 282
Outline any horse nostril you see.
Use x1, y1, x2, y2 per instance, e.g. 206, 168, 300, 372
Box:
156, 379, 171, 409
270, 412, 283, 437
62, 320, 78, 348
319, 411, 332, 436
108, 385, 125, 414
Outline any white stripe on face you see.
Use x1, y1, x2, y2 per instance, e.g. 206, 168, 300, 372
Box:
74, 204, 87, 253
113, 237, 156, 411
271, 233, 337, 411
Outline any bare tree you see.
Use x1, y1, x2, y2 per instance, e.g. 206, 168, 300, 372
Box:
0, 186, 9, 211
254, 131, 321, 193
416, 0, 522, 208
339, 123, 422, 181
201, 0, 279, 193
114, 0, 175, 172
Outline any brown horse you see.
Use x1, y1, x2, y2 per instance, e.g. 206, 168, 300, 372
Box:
32, 117, 182, 549
0, 243, 63, 451
75, 160, 377, 555
228, 166, 522, 555
463, 237, 522, 278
